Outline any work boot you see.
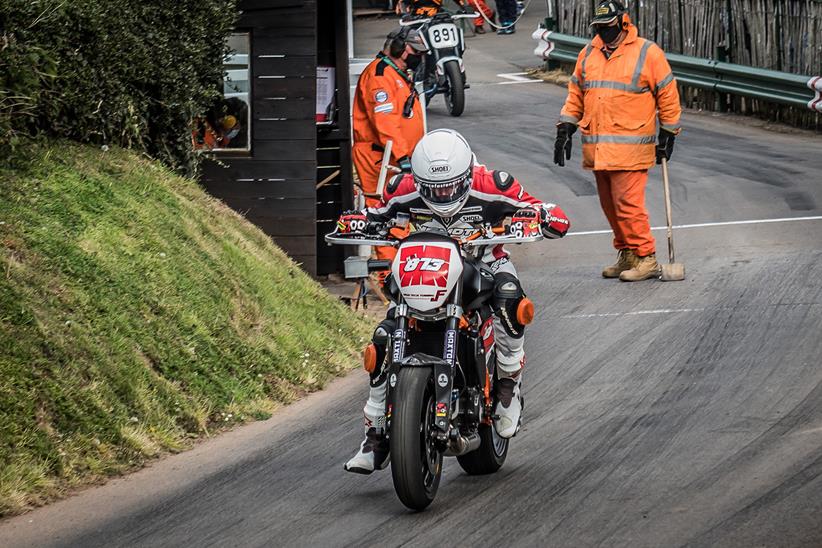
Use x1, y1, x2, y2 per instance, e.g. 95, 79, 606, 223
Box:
602, 249, 638, 278
344, 427, 389, 474
619, 253, 661, 282
493, 377, 522, 438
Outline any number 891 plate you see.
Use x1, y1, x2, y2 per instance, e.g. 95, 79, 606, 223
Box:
428, 23, 459, 48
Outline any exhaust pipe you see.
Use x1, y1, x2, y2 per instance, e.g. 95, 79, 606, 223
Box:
444, 432, 481, 456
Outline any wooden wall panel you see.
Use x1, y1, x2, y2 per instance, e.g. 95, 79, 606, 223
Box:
201, 0, 318, 275
253, 119, 316, 140
255, 34, 314, 55
251, 139, 315, 160
252, 76, 315, 97
202, 177, 315, 200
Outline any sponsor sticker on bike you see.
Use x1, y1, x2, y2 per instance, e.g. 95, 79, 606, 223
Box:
437, 373, 448, 387
390, 373, 397, 387
436, 402, 448, 417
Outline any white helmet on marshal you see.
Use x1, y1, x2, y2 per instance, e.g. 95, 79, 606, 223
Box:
411, 129, 474, 218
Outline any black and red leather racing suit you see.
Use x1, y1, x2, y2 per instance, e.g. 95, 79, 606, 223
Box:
364, 163, 568, 376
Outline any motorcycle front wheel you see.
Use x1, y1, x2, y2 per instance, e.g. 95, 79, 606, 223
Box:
390, 367, 442, 511
443, 60, 465, 117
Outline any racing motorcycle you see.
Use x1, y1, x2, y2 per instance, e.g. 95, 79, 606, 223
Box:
400, 10, 479, 117
326, 212, 544, 510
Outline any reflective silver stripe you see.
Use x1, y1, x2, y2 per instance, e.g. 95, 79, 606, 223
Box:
655, 72, 675, 93
631, 40, 654, 91
570, 74, 580, 86
583, 80, 651, 93
559, 114, 580, 124
581, 134, 656, 144
580, 45, 594, 84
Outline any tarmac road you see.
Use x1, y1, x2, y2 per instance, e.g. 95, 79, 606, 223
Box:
3, 7, 822, 548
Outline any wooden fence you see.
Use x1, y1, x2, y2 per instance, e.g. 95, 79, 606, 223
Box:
553, 0, 822, 128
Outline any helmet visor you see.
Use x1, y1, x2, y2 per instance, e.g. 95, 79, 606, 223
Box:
416, 171, 472, 205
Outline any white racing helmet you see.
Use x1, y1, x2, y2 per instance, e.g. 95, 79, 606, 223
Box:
411, 129, 474, 218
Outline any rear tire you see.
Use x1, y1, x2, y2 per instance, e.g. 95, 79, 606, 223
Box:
443, 60, 465, 117
456, 423, 508, 475
390, 367, 442, 511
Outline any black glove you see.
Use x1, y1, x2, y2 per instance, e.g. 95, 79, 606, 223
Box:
553, 122, 577, 167
397, 155, 412, 173
656, 128, 676, 164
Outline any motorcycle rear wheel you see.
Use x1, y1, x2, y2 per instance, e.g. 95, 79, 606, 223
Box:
390, 367, 442, 511
456, 422, 508, 475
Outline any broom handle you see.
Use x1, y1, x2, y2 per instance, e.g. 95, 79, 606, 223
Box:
661, 158, 675, 264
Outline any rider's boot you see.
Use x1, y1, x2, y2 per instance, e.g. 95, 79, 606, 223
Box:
344, 380, 389, 474
344, 423, 389, 474
494, 371, 523, 438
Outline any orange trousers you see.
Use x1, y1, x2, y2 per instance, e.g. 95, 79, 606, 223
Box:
469, 0, 493, 28
594, 169, 655, 257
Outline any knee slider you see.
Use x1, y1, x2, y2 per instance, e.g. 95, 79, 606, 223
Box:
493, 273, 527, 339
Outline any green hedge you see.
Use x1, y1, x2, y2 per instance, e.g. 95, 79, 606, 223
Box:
0, 0, 238, 173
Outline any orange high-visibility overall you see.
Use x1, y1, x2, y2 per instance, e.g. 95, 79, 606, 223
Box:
352, 54, 424, 260
560, 21, 681, 256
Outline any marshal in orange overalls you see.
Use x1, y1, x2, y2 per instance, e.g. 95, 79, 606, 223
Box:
353, 54, 424, 260
560, 19, 681, 257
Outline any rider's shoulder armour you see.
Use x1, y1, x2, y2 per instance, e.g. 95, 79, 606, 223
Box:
493, 170, 515, 191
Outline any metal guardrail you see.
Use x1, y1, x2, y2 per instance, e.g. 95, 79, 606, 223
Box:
532, 28, 822, 113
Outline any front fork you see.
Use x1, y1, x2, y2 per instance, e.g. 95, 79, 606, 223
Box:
386, 285, 463, 440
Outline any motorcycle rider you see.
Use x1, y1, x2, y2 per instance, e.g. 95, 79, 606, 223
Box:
398, 0, 494, 34
341, 129, 570, 474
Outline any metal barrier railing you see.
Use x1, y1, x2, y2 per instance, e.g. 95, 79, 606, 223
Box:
532, 28, 822, 113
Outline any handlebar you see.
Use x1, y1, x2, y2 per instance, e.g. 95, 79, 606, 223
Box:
325, 225, 543, 248
399, 12, 479, 26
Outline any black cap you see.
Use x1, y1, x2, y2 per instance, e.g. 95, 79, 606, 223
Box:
590, 0, 626, 26
386, 26, 429, 53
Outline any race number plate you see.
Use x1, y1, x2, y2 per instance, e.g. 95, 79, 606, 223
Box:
428, 23, 459, 48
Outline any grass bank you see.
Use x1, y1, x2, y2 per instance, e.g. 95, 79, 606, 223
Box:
0, 142, 369, 516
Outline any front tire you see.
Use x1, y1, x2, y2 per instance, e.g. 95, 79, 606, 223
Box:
456, 423, 508, 475
390, 367, 442, 511
443, 60, 465, 116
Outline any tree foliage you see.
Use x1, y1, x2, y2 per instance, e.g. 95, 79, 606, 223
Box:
0, 0, 238, 173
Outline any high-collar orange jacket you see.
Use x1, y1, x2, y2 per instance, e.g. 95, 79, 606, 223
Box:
560, 23, 682, 171
352, 55, 424, 197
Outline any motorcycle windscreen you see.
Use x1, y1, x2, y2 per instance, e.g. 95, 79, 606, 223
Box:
392, 240, 463, 312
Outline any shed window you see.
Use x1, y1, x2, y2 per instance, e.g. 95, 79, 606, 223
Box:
193, 33, 251, 152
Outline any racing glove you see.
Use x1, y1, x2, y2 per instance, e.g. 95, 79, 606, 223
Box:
554, 122, 577, 167
539, 204, 570, 239
510, 208, 542, 237
337, 210, 368, 234
656, 128, 676, 164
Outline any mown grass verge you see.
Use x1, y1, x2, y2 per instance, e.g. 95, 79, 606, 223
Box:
0, 142, 370, 516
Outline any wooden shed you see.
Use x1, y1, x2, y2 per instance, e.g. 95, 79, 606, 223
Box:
200, 0, 354, 276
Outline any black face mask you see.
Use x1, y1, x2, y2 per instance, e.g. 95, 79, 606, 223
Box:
596, 24, 621, 45
405, 53, 422, 71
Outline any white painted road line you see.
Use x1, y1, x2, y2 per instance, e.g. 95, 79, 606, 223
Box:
563, 308, 706, 319
568, 215, 822, 237
496, 72, 543, 85
497, 72, 531, 81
